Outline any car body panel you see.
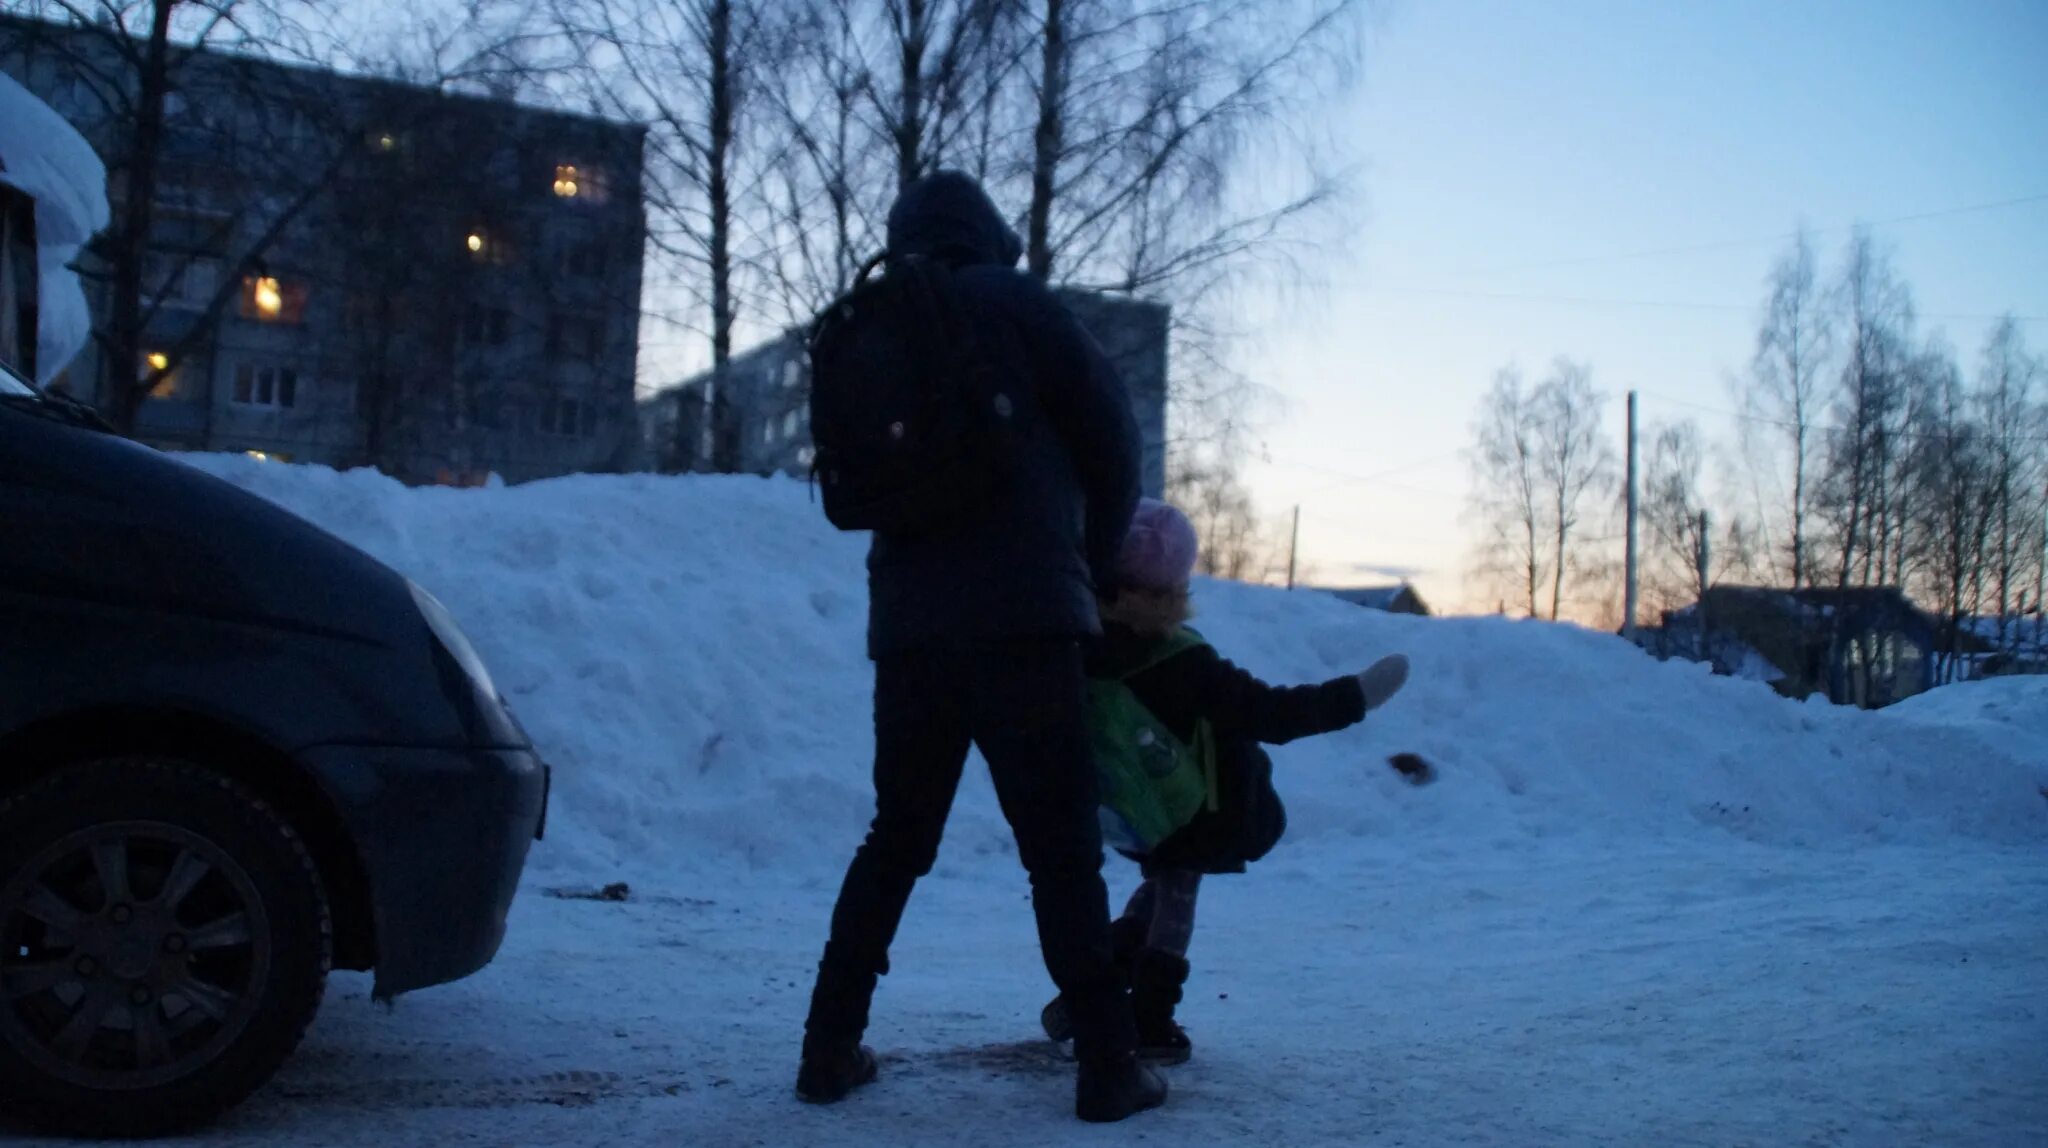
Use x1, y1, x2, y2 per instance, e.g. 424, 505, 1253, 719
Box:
1, 400, 547, 998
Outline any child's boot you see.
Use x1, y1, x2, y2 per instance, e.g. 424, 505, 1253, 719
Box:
1130, 948, 1192, 1065
1041, 916, 1148, 1042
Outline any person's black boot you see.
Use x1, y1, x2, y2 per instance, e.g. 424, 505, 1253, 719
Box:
796, 1038, 878, 1104
1041, 916, 1148, 1042
1075, 1051, 1169, 1122
798, 943, 881, 1103
1131, 948, 1193, 1065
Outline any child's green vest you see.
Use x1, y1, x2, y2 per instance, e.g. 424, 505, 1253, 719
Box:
1086, 627, 1218, 853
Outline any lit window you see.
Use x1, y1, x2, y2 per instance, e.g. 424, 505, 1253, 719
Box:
551, 163, 608, 204
140, 351, 183, 399
240, 275, 302, 323
377, 133, 397, 152
252, 277, 283, 317
466, 231, 487, 255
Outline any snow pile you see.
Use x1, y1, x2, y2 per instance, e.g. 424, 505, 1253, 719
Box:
0, 71, 110, 384
174, 455, 2048, 881
1884, 676, 2048, 786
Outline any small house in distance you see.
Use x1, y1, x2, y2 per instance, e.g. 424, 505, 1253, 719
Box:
1635, 585, 1991, 709
1318, 583, 1432, 617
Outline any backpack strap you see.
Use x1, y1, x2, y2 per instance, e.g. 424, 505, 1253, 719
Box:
1117, 626, 1208, 682
1114, 627, 1219, 814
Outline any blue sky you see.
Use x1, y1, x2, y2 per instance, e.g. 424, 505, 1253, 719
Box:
1249, 0, 2048, 613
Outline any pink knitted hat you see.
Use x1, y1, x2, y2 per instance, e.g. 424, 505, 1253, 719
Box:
1115, 498, 1200, 591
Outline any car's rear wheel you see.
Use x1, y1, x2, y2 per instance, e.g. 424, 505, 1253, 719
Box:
0, 758, 331, 1137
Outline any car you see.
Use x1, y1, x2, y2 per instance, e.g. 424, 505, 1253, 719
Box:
0, 358, 552, 1138
0, 75, 549, 1139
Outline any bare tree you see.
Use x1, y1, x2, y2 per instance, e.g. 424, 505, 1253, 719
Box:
1, 1, 546, 435
1166, 443, 1283, 583
1531, 358, 1617, 621
1974, 317, 2046, 653
1467, 366, 1545, 618
1815, 230, 1917, 593
1906, 343, 1996, 682
746, 0, 1364, 523
1016, 0, 1359, 288
1641, 420, 1712, 616
550, 0, 771, 471
0, 2, 344, 432
1742, 229, 1830, 587
750, 0, 888, 325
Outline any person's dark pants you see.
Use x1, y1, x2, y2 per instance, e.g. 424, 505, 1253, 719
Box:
804, 641, 1139, 1061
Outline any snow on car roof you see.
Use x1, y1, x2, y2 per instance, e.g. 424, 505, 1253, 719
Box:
0, 69, 110, 247
1, 70, 110, 384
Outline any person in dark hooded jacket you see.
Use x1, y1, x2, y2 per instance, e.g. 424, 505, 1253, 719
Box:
796, 171, 1166, 1123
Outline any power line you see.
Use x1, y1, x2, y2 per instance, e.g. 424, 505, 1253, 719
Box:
1324, 284, 2045, 325
1261, 451, 1468, 499
1432, 192, 2048, 279
1638, 388, 2048, 447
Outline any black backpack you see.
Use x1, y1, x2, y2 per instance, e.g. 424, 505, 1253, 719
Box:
805, 253, 1015, 535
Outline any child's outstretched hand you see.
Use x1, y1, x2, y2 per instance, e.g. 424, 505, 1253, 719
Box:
1356, 653, 1410, 712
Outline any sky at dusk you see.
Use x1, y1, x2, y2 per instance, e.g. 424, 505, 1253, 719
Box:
1244, 0, 2048, 614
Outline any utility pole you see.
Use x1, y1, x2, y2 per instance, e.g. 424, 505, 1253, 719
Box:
1623, 390, 1639, 641
1696, 509, 1712, 662
2035, 494, 2046, 660
1286, 505, 1301, 590
1697, 509, 1712, 591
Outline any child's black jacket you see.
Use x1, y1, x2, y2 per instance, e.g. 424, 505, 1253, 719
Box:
1088, 622, 1368, 873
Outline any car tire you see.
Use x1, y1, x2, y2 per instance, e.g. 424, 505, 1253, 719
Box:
0, 758, 332, 1137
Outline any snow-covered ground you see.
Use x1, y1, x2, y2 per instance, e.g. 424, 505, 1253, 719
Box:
17, 457, 2045, 1146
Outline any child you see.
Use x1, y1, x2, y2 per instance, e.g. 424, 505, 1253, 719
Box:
1042, 499, 1411, 1064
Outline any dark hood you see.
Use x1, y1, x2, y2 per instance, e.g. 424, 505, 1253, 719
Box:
886, 170, 1024, 268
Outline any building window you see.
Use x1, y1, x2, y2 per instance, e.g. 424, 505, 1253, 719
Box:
781, 360, 803, 390
342, 295, 377, 334
563, 241, 608, 278
783, 409, 802, 439
144, 253, 219, 312
232, 363, 299, 408
552, 162, 608, 204
538, 397, 596, 437
459, 305, 511, 347
140, 351, 184, 399
239, 275, 305, 323
546, 315, 603, 360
